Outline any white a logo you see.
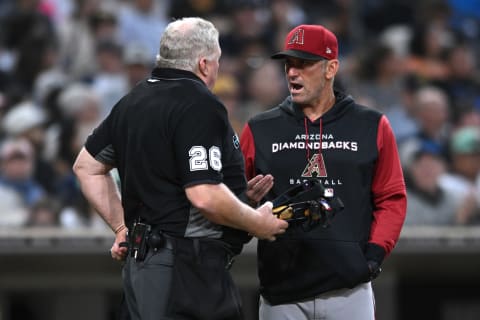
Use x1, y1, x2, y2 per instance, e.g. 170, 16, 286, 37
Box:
288, 29, 305, 45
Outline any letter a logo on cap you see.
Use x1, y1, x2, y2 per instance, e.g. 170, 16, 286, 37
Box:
288, 29, 304, 45
271, 24, 338, 60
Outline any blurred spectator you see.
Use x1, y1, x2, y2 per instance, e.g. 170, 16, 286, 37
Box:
398, 85, 452, 160
34, 86, 68, 166
56, 0, 100, 81
24, 196, 61, 227
304, 0, 354, 57
358, 0, 416, 37
220, 1, 272, 57
0, 138, 40, 228
227, 37, 271, 81
212, 73, 244, 134
1, 100, 58, 194
0, 33, 16, 85
14, 37, 59, 94
405, 9, 454, 83
268, 0, 306, 51
453, 105, 480, 130
242, 60, 287, 116
90, 8, 118, 42
402, 140, 460, 225
123, 42, 152, 89
169, 0, 220, 18
56, 83, 101, 165
0, 138, 45, 207
441, 41, 480, 122
241, 37, 270, 71
32, 63, 68, 108
91, 40, 128, 118
379, 24, 413, 59
0, 50, 25, 113
385, 75, 420, 142
1, 0, 57, 93
1, 100, 47, 139
116, 0, 169, 60
347, 43, 406, 111
439, 126, 480, 224
55, 83, 102, 228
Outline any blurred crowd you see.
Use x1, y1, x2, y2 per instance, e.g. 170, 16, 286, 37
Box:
0, 0, 479, 229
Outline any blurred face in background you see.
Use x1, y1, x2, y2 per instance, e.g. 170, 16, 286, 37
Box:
126, 63, 150, 88
409, 152, 446, 193
135, 0, 154, 12
448, 45, 476, 79
246, 61, 286, 108
0, 144, 35, 181
414, 87, 449, 137
452, 152, 480, 182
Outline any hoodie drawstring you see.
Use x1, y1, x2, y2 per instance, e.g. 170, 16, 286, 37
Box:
319, 118, 323, 167
304, 117, 310, 161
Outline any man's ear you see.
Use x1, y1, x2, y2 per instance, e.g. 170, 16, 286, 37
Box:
325, 60, 339, 80
199, 57, 208, 77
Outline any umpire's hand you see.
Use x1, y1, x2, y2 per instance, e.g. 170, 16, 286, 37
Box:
251, 201, 289, 241
110, 228, 128, 261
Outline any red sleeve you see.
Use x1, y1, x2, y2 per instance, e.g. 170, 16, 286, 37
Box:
239, 123, 256, 180
369, 115, 407, 256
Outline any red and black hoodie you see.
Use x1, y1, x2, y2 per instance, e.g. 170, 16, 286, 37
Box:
240, 91, 407, 304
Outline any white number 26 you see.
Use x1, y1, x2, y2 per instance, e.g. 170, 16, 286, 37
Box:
189, 146, 222, 171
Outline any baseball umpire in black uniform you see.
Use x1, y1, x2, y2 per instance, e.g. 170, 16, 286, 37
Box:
73, 17, 288, 320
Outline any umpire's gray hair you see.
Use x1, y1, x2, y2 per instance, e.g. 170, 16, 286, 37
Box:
156, 17, 220, 71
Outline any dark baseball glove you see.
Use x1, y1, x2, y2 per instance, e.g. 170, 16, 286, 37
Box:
271, 179, 344, 230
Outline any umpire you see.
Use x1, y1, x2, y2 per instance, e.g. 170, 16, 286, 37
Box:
73, 17, 288, 320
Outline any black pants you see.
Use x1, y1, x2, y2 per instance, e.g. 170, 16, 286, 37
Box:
122, 238, 244, 320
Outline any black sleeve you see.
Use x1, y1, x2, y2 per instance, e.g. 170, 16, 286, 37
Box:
84, 113, 116, 166
173, 96, 228, 187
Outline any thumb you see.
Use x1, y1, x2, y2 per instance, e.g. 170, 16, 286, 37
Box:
262, 201, 273, 210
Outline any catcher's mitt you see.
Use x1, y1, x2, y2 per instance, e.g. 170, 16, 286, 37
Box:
271, 180, 344, 230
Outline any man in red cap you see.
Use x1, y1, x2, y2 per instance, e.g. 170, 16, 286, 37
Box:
240, 24, 407, 319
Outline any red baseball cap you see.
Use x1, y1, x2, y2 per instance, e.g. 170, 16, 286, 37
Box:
271, 24, 338, 61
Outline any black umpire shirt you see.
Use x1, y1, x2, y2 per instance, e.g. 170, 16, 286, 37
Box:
85, 67, 250, 252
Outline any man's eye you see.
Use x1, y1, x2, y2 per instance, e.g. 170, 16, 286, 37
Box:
301, 60, 314, 67
286, 59, 314, 69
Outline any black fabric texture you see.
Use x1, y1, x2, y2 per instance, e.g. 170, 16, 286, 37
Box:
167, 239, 244, 320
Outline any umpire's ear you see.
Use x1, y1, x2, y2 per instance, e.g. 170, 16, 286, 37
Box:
197, 56, 216, 89
198, 57, 209, 77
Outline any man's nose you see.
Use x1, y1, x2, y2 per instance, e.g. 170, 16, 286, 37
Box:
286, 65, 299, 77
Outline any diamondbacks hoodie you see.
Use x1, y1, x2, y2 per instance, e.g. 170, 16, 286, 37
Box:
240, 91, 406, 304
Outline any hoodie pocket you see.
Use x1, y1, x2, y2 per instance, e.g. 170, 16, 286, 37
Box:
326, 241, 371, 287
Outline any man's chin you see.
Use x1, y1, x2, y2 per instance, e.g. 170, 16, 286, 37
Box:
290, 94, 305, 104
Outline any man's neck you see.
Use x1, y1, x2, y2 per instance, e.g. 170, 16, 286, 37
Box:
302, 91, 336, 121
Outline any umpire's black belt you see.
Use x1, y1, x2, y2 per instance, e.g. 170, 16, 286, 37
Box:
149, 231, 235, 269
147, 230, 175, 250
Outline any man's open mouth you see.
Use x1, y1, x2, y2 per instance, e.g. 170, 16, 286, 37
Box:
290, 83, 304, 93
